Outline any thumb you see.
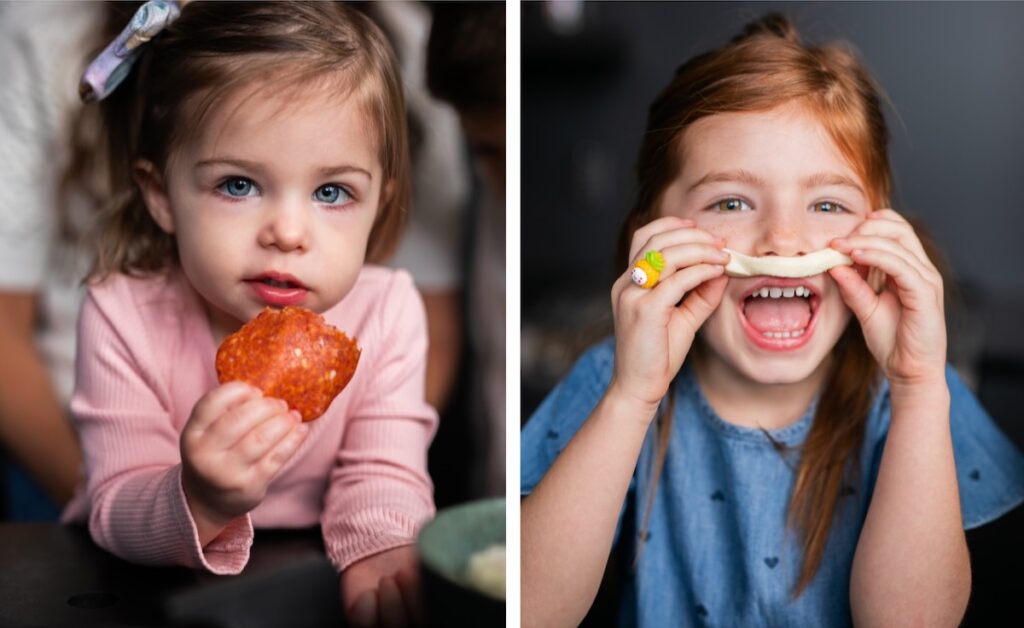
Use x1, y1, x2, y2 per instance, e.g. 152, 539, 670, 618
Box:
677, 274, 729, 329
828, 265, 878, 324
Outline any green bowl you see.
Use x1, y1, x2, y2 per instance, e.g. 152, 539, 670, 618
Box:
417, 498, 505, 626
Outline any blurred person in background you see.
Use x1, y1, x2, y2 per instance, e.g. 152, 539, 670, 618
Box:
427, 2, 506, 498
0, 0, 104, 520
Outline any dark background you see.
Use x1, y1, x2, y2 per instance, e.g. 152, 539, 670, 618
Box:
522, 2, 1024, 625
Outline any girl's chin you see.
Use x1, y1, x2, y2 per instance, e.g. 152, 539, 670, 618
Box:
735, 359, 821, 385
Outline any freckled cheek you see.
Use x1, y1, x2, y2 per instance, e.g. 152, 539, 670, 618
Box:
815, 221, 859, 243
699, 222, 747, 247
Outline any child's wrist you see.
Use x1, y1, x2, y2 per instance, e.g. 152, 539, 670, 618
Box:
604, 380, 662, 428
182, 474, 238, 545
888, 377, 950, 407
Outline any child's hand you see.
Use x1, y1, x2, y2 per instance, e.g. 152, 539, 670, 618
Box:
609, 216, 730, 412
342, 545, 423, 628
180, 381, 310, 541
829, 209, 947, 389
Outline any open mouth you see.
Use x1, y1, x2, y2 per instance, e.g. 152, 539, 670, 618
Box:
737, 278, 822, 350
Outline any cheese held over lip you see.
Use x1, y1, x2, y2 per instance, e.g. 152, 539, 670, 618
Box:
723, 248, 852, 278
215, 306, 361, 422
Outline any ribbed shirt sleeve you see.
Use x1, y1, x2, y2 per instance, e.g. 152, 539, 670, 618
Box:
70, 286, 253, 574
321, 271, 438, 571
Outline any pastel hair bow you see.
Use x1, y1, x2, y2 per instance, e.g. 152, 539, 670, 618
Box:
79, 0, 190, 102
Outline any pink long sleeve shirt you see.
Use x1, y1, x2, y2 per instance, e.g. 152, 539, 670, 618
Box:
61, 266, 438, 575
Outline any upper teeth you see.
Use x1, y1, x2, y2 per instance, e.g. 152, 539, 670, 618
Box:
750, 286, 811, 298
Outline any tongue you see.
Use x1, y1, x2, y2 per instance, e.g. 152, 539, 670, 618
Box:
743, 297, 811, 332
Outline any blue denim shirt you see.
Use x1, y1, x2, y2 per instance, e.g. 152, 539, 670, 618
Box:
522, 338, 1024, 627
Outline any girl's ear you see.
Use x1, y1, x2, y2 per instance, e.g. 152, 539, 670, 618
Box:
380, 179, 395, 214
132, 159, 175, 234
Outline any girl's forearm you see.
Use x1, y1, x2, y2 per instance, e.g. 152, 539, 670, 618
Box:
522, 387, 656, 628
850, 383, 970, 626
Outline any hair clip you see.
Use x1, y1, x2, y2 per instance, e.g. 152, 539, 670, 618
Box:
79, 0, 190, 103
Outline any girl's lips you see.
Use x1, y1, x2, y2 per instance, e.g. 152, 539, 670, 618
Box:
246, 280, 309, 307
736, 289, 822, 352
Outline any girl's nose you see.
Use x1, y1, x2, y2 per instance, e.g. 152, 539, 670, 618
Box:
257, 199, 310, 252
752, 209, 814, 257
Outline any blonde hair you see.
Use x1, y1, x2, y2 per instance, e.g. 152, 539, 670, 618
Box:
88, 1, 409, 279
621, 13, 947, 596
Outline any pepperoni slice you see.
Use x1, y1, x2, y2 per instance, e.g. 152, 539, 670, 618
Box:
216, 307, 361, 422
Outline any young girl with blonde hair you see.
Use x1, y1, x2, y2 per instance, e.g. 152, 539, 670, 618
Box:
61, 3, 432, 626
522, 14, 1024, 626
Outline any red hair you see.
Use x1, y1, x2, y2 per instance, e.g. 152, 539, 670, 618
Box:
623, 13, 895, 596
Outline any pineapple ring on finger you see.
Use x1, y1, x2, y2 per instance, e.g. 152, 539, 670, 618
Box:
631, 250, 666, 288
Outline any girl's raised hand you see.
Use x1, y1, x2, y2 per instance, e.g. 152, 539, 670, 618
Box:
180, 381, 310, 542
609, 216, 730, 413
829, 209, 947, 388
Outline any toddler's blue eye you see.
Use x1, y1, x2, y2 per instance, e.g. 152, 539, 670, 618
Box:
812, 201, 845, 213
712, 198, 752, 212
219, 177, 256, 197
314, 184, 352, 205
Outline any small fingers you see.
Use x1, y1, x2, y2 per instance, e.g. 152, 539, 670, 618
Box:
868, 208, 910, 225
631, 226, 722, 266
854, 210, 935, 272
828, 265, 882, 325
655, 243, 731, 283
674, 272, 730, 330
644, 263, 727, 311
842, 247, 936, 309
255, 419, 310, 479
188, 382, 262, 433
628, 216, 694, 262
614, 239, 727, 305
394, 568, 425, 627
629, 218, 722, 264
202, 396, 291, 451
831, 234, 940, 290
237, 410, 304, 463
348, 590, 377, 628
378, 576, 409, 628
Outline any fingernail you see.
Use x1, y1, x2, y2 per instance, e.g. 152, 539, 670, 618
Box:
292, 410, 303, 423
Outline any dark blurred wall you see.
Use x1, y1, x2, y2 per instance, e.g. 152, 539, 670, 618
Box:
522, 2, 1024, 439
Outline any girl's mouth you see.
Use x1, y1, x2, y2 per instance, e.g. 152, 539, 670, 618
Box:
736, 278, 822, 352
246, 272, 309, 307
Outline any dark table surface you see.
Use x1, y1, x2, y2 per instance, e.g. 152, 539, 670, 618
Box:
0, 523, 344, 627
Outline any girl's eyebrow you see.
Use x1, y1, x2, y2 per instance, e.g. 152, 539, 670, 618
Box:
801, 171, 864, 196
193, 158, 372, 181
687, 169, 767, 192
687, 169, 864, 196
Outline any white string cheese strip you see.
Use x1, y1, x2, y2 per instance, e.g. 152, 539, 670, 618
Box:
723, 248, 853, 278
